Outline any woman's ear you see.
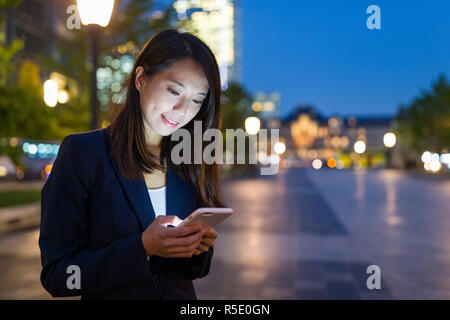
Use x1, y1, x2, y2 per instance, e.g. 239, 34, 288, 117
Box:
135, 66, 145, 93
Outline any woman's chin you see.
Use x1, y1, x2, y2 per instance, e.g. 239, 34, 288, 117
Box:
154, 124, 177, 136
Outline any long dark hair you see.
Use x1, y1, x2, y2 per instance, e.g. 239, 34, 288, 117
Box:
106, 29, 225, 207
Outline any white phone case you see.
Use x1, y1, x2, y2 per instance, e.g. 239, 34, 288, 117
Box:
177, 207, 233, 228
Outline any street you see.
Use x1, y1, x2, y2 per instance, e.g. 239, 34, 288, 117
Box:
0, 168, 449, 299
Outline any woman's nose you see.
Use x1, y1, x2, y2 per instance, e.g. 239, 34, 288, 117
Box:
172, 99, 188, 116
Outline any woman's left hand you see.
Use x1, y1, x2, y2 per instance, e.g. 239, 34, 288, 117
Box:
194, 225, 218, 255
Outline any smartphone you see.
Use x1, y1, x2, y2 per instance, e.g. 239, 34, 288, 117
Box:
176, 207, 233, 228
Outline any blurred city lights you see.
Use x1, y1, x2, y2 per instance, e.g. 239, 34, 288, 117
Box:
312, 159, 322, 169
327, 158, 336, 168
251, 102, 262, 112
0, 166, 6, 177
28, 144, 37, 155
440, 153, 450, 168
22, 142, 59, 159
173, 0, 234, 90
9, 137, 18, 147
354, 140, 366, 154
44, 79, 58, 107
57, 90, 69, 104
421, 151, 432, 163
383, 132, 396, 148
245, 117, 261, 135
429, 160, 442, 173
45, 164, 53, 175
273, 141, 286, 155
431, 153, 440, 162
336, 159, 345, 169
76, 0, 115, 27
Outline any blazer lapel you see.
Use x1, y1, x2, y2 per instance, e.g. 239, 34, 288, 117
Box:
166, 167, 177, 219
166, 167, 198, 219
112, 165, 155, 231
103, 130, 155, 231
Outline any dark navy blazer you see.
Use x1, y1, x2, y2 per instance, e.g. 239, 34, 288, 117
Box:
39, 127, 213, 300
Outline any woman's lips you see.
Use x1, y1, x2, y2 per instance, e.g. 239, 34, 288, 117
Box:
161, 114, 180, 128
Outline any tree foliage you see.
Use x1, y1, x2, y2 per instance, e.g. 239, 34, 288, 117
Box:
396, 74, 450, 153
221, 81, 253, 131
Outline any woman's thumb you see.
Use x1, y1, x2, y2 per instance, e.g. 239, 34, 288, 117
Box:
157, 215, 183, 227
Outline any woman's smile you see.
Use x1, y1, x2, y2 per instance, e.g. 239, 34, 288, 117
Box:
161, 113, 180, 127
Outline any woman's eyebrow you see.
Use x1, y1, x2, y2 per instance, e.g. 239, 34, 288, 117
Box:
168, 79, 207, 96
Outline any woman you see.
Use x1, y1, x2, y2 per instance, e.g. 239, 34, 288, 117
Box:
39, 29, 225, 300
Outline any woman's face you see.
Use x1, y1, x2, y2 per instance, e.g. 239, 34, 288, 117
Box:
135, 58, 209, 138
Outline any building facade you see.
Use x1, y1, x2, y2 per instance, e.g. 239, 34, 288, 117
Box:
172, 0, 241, 90
281, 105, 397, 169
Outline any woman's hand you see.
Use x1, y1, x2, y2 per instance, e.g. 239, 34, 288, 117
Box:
194, 225, 218, 255
141, 215, 205, 258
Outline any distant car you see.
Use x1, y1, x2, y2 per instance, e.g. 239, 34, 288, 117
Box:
17, 140, 60, 180
18, 154, 55, 180
0, 155, 18, 180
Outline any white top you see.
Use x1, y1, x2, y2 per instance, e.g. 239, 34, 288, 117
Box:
146, 186, 166, 261
147, 186, 166, 218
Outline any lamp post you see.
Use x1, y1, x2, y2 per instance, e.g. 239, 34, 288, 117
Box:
383, 132, 396, 168
77, 0, 115, 130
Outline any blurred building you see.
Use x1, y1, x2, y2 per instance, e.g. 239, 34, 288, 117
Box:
281, 105, 396, 169
172, 0, 241, 90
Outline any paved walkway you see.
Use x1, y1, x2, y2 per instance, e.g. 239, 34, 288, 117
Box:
194, 168, 450, 299
0, 168, 449, 299
0, 180, 45, 192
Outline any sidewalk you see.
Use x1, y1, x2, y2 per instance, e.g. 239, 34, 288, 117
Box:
0, 203, 41, 234
0, 180, 45, 191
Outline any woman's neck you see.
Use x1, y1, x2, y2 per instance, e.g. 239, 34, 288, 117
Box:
143, 117, 163, 156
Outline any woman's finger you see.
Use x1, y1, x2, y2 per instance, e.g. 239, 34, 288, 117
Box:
196, 243, 210, 253
200, 237, 215, 248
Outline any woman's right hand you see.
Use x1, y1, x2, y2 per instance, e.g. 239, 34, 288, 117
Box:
141, 215, 205, 258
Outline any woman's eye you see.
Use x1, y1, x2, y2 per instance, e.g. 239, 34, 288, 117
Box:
168, 88, 179, 95
192, 99, 203, 105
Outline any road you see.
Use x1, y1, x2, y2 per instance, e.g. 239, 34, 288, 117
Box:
0, 168, 449, 299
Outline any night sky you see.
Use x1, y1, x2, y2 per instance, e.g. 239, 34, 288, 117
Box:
240, 0, 450, 118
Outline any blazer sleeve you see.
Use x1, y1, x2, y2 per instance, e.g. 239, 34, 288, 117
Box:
39, 135, 153, 297
178, 246, 214, 280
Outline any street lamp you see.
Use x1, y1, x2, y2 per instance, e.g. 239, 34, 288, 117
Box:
273, 141, 286, 155
383, 132, 396, 168
77, 0, 115, 130
245, 117, 261, 135
43, 79, 58, 107
354, 140, 366, 154
383, 132, 396, 148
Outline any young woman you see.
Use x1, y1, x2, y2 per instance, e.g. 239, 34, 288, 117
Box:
39, 29, 225, 300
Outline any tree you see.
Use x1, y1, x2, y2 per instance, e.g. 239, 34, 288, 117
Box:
221, 81, 253, 131
396, 74, 450, 153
